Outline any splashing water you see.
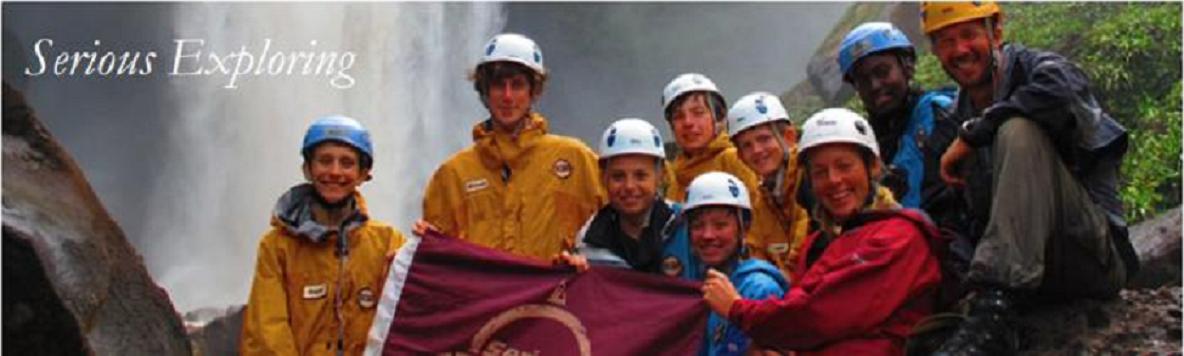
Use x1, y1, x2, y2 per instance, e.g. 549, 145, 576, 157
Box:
140, 3, 504, 312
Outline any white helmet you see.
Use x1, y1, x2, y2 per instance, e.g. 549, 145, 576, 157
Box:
799, 108, 880, 159
683, 171, 752, 220
478, 33, 545, 75
599, 118, 666, 160
727, 91, 790, 138
661, 73, 723, 112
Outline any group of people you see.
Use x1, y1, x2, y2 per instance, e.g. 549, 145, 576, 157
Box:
239, 2, 1140, 355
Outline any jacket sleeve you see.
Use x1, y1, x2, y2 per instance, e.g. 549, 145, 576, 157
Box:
737, 273, 788, 301
569, 146, 608, 251
240, 235, 299, 356
422, 164, 461, 238
726, 221, 937, 350
386, 227, 407, 258
580, 146, 608, 221
962, 52, 1086, 147
663, 162, 680, 201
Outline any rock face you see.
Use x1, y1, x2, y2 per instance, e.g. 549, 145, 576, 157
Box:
2, 83, 191, 355
799, 2, 924, 106
186, 306, 244, 356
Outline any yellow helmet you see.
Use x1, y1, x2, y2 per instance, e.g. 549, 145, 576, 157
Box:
920, 1, 1003, 35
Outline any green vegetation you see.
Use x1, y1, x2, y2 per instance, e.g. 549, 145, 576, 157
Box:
873, 2, 1182, 223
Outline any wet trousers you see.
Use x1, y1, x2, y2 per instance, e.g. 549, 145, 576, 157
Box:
968, 118, 1126, 299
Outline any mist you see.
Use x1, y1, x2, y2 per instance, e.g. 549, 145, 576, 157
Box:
2, 2, 848, 313
504, 2, 849, 143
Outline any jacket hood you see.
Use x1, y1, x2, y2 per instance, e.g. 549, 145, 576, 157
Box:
270, 183, 369, 243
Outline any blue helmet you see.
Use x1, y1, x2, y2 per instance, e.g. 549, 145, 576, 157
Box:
837, 22, 915, 78
301, 115, 374, 168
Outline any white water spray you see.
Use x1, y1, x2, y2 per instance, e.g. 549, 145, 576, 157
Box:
141, 3, 504, 312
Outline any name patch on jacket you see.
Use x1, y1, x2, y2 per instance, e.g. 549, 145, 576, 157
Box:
767, 243, 790, 255
303, 284, 328, 300
465, 178, 489, 193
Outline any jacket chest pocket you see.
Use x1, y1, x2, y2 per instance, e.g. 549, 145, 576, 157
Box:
462, 190, 502, 235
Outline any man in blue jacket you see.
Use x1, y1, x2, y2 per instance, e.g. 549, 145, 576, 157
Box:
838, 21, 957, 211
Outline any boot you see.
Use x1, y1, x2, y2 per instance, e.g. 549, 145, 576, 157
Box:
932, 288, 1020, 356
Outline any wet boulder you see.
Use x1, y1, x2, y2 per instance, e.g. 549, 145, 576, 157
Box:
1127, 207, 1182, 289
2, 82, 191, 355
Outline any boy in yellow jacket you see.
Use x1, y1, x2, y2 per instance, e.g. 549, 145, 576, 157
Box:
241, 115, 405, 356
660, 73, 759, 203
416, 33, 605, 261
725, 92, 811, 280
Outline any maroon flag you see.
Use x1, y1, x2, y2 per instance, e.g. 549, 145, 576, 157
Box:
365, 232, 707, 355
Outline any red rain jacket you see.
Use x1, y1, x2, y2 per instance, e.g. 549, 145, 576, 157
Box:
727, 209, 942, 355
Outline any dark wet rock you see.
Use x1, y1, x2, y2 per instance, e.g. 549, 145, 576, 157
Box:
2, 82, 191, 355
1018, 287, 1182, 355
186, 305, 244, 356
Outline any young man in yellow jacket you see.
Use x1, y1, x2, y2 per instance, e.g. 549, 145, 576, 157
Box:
660, 73, 759, 203
725, 92, 811, 280
416, 33, 606, 261
241, 115, 405, 356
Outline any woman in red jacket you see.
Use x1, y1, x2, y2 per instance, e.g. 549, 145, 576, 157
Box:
702, 108, 942, 355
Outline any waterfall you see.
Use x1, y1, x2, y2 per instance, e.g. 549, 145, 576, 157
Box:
141, 2, 504, 312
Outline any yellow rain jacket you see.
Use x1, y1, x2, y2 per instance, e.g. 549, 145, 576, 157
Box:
746, 145, 811, 281
241, 185, 405, 356
422, 113, 606, 261
664, 132, 759, 203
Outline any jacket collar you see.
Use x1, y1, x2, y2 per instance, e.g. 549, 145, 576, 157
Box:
473, 112, 550, 171
673, 132, 733, 187
271, 183, 369, 243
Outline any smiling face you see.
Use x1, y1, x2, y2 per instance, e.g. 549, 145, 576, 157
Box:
669, 93, 717, 154
603, 154, 662, 217
734, 123, 791, 177
931, 19, 1002, 91
689, 207, 742, 267
305, 141, 367, 205
806, 143, 877, 222
851, 52, 911, 117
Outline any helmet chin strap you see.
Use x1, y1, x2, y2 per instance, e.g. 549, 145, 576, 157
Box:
722, 207, 749, 273
984, 16, 1002, 103
770, 129, 792, 198
705, 94, 724, 136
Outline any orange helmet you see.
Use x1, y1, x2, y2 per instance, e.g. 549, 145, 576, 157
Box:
920, 1, 1003, 35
